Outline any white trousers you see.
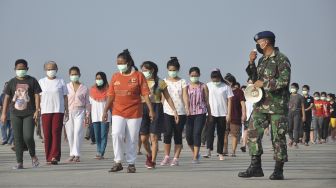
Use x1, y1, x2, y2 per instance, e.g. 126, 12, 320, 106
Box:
111, 115, 142, 164
65, 109, 85, 157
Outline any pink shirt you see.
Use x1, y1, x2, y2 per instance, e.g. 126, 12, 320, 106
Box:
67, 83, 90, 115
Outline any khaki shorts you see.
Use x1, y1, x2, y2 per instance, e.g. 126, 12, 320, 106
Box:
227, 123, 241, 137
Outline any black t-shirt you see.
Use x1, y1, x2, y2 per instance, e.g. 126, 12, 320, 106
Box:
5, 76, 42, 116
303, 95, 314, 118
331, 102, 336, 118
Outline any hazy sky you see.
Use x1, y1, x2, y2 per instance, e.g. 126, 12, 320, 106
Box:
0, 0, 335, 93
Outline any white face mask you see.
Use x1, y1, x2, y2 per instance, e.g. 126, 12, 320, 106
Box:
290, 88, 297, 93
212, 81, 221, 86
70, 75, 80, 82
96, 79, 104, 86
118, 64, 128, 73
16, 70, 27, 78
46, 70, 57, 78
302, 90, 308, 95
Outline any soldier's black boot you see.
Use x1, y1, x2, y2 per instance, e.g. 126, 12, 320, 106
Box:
238, 155, 264, 178
269, 161, 284, 180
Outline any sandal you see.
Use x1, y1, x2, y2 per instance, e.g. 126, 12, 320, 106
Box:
67, 156, 75, 163
109, 163, 123, 172
51, 158, 58, 165
74, 156, 80, 163
32, 157, 40, 168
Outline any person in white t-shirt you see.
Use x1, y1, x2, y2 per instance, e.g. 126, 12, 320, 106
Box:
39, 61, 69, 165
160, 57, 189, 167
204, 69, 233, 161
240, 82, 254, 153
89, 72, 111, 160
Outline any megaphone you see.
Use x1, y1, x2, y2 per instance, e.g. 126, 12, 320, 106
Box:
244, 85, 263, 103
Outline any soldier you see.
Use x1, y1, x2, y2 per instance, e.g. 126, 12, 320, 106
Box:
238, 31, 291, 180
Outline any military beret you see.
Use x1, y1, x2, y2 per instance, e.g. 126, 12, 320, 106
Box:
254, 31, 276, 42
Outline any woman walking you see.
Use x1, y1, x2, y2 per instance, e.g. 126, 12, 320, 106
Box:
103, 49, 155, 173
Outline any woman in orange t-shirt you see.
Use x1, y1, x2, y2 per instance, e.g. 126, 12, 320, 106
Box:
103, 49, 154, 173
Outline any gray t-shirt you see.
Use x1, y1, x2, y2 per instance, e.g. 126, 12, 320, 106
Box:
289, 94, 304, 112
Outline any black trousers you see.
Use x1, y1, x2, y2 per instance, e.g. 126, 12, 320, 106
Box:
206, 116, 226, 154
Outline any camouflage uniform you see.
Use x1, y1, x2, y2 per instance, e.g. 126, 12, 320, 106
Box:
246, 47, 291, 162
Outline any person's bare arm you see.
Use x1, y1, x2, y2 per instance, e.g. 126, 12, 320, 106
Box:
226, 97, 232, 123
102, 96, 113, 122
241, 100, 247, 123
143, 95, 155, 122
162, 88, 179, 123
33, 94, 41, 121
182, 87, 189, 115
0, 95, 10, 124
302, 102, 306, 123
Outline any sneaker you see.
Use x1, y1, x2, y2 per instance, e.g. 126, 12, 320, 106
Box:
147, 161, 156, 169
127, 164, 136, 173
109, 163, 123, 172
192, 159, 200, 164
12, 163, 23, 170
170, 158, 179, 166
288, 140, 293, 147
145, 155, 152, 167
219, 154, 225, 161
203, 149, 211, 158
160, 156, 170, 166
304, 143, 309, 146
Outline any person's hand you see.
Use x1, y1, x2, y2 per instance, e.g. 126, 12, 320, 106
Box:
226, 115, 231, 124
102, 111, 108, 122
173, 110, 179, 124
207, 116, 213, 125
63, 110, 69, 123
0, 113, 6, 125
149, 110, 155, 122
185, 107, 190, 116
254, 80, 264, 88
241, 114, 247, 123
302, 116, 306, 123
85, 115, 91, 127
33, 110, 40, 121
249, 50, 257, 64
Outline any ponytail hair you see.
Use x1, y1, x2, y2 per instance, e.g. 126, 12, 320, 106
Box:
210, 68, 230, 85
118, 49, 138, 71
141, 61, 159, 91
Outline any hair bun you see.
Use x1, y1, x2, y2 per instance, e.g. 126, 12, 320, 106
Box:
123, 49, 130, 54
170, 57, 178, 60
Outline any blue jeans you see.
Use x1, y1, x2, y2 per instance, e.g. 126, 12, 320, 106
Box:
1, 120, 14, 144
92, 122, 109, 156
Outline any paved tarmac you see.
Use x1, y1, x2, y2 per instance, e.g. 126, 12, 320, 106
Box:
0, 133, 335, 188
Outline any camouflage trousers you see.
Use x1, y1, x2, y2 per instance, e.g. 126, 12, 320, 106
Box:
247, 111, 288, 162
